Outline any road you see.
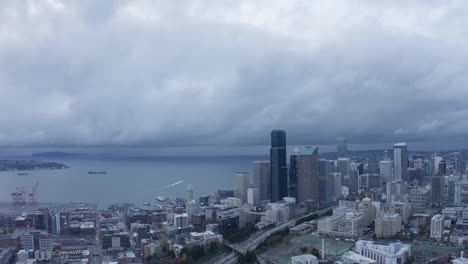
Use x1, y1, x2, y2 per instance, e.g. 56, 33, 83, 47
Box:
90, 213, 102, 264
215, 205, 335, 264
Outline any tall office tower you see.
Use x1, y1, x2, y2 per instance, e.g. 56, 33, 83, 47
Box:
186, 184, 194, 201
319, 159, 332, 203
349, 169, 359, 194
367, 157, 380, 174
380, 151, 393, 183
297, 146, 319, 203
336, 158, 351, 185
393, 143, 408, 182
438, 160, 448, 175
414, 159, 423, 170
456, 152, 466, 175
247, 186, 259, 207
433, 156, 443, 175
270, 130, 287, 202
431, 174, 445, 206
234, 172, 249, 204
288, 148, 300, 200
423, 159, 432, 178
337, 138, 348, 158
331, 172, 342, 200
447, 176, 461, 206
253, 160, 271, 201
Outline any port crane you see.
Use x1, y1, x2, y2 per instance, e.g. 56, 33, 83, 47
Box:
10, 181, 39, 204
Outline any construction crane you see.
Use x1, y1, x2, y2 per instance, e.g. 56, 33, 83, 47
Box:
28, 181, 39, 204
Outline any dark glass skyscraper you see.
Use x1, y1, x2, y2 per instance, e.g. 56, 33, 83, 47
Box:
337, 138, 347, 158
270, 130, 287, 202
288, 149, 299, 200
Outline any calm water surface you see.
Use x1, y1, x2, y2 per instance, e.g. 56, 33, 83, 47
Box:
0, 157, 259, 209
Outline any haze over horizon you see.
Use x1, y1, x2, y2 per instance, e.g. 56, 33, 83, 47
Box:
1, 1, 468, 149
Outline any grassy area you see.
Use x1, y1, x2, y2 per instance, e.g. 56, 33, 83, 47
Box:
194, 246, 227, 264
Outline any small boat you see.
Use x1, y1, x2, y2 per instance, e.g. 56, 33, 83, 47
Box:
17, 173, 29, 176
143, 202, 151, 206
88, 171, 107, 174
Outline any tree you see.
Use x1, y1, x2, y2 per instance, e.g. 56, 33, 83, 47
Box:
209, 241, 219, 253
161, 238, 169, 253
238, 250, 258, 264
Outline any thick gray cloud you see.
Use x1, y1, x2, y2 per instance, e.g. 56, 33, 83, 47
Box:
1, 0, 468, 147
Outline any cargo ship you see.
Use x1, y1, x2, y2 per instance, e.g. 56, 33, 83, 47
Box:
88, 171, 107, 174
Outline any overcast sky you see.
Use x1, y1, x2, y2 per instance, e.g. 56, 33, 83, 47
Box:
1, 1, 468, 149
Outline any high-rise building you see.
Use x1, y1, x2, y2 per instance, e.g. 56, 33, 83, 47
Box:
456, 152, 466, 175
393, 143, 408, 182
414, 159, 423, 170
337, 158, 351, 186
380, 151, 393, 183
186, 184, 194, 201
434, 156, 443, 175
331, 172, 343, 200
319, 159, 333, 203
367, 157, 380, 174
247, 187, 259, 206
438, 159, 448, 175
234, 172, 249, 204
409, 187, 431, 214
253, 160, 271, 201
432, 174, 445, 206
375, 213, 402, 239
288, 148, 300, 200
270, 130, 287, 202
337, 138, 348, 158
349, 169, 359, 194
297, 146, 319, 203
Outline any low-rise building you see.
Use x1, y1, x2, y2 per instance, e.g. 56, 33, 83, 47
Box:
290, 254, 318, 264
341, 251, 377, 264
374, 213, 401, 239
355, 240, 411, 264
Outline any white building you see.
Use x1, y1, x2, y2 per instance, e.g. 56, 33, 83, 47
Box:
234, 172, 249, 204
265, 205, 290, 223
355, 240, 411, 264
379, 153, 393, 183
317, 199, 376, 237
220, 197, 242, 207
290, 254, 318, 264
174, 213, 188, 228
247, 187, 259, 207
374, 213, 402, 239
430, 214, 444, 239
189, 231, 223, 245
341, 251, 377, 264
186, 200, 199, 218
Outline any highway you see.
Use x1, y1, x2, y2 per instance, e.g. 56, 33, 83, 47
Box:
214, 205, 335, 264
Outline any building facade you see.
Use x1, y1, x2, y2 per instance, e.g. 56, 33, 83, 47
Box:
270, 130, 288, 202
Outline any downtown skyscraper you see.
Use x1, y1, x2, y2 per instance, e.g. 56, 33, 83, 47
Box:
253, 160, 271, 201
337, 138, 348, 158
393, 143, 408, 181
297, 146, 319, 203
270, 130, 287, 202
288, 148, 300, 200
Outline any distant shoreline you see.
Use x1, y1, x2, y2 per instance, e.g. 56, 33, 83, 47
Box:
0, 160, 68, 171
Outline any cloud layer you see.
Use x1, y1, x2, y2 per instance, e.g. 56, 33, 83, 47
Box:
1, 0, 468, 147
